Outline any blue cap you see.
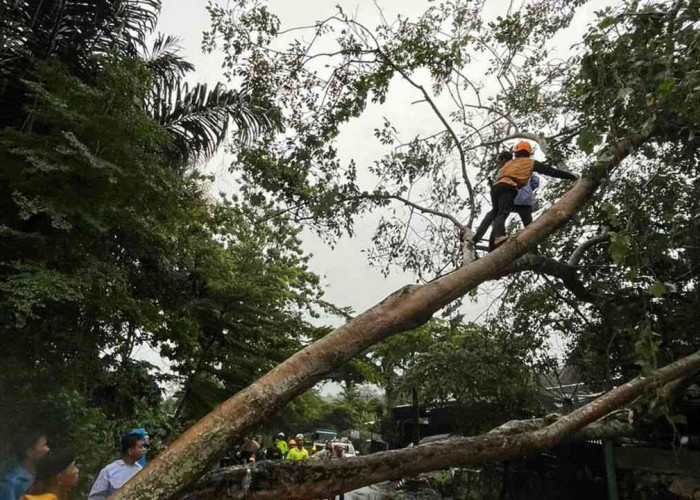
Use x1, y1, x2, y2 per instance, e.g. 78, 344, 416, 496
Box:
129, 428, 147, 436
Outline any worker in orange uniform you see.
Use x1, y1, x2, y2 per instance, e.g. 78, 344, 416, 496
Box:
478, 140, 578, 250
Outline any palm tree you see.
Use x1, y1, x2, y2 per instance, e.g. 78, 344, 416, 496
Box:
0, 0, 159, 130
149, 78, 280, 167
0, 0, 160, 69
0, 0, 281, 163
143, 33, 281, 167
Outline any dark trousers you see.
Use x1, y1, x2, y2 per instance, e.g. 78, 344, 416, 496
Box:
472, 184, 519, 249
513, 204, 533, 226
473, 204, 533, 243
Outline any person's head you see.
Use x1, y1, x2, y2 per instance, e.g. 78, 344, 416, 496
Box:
129, 428, 148, 443
13, 431, 50, 465
276, 432, 285, 441
295, 433, 304, 447
332, 443, 344, 458
497, 150, 513, 165
288, 439, 296, 447
121, 433, 145, 462
513, 140, 533, 158
32, 449, 79, 494
129, 428, 149, 457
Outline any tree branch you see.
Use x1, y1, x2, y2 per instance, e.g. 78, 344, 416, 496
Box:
568, 229, 610, 266
380, 194, 463, 230
114, 132, 648, 500
493, 254, 600, 303
464, 131, 551, 156
377, 54, 476, 227
177, 350, 700, 500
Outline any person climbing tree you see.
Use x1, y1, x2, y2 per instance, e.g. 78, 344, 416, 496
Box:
471, 150, 513, 245
478, 141, 578, 250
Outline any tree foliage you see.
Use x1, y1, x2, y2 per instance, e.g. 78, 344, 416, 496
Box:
2, 0, 700, 497
203, 0, 700, 389
0, 0, 323, 469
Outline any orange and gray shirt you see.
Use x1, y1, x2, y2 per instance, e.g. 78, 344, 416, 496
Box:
495, 158, 577, 188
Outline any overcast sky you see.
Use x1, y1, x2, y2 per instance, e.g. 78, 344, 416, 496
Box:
136, 0, 615, 387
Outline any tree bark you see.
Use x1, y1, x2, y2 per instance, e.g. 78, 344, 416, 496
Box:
175, 417, 633, 500
114, 133, 646, 500
177, 349, 700, 500
493, 254, 599, 302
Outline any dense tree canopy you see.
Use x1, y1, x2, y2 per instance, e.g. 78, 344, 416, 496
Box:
0, 1, 324, 489
2, 0, 700, 498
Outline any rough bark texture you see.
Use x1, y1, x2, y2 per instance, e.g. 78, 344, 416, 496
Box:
494, 254, 599, 302
114, 134, 646, 500
176, 419, 636, 500
177, 350, 700, 500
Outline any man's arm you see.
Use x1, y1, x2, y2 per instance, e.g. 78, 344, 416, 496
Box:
87, 468, 110, 500
533, 161, 578, 180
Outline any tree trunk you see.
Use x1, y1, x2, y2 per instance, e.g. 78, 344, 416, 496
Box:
113, 134, 646, 500
177, 349, 700, 500
411, 387, 420, 445
171, 337, 217, 428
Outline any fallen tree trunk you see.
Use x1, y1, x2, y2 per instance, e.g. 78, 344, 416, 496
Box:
178, 415, 635, 500
114, 135, 646, 500
177, 350, 700, 499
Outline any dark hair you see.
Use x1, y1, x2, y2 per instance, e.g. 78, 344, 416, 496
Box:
497, 150, 513, 162
12, 431, 46, 460
514, 149, 531, 158
36, 449, 76, 482
121, 433, 142, 455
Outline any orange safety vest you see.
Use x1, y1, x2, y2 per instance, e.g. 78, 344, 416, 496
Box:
495, 158, 535, 188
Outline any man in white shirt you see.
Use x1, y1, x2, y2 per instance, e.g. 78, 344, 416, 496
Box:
88, 433, 145, 499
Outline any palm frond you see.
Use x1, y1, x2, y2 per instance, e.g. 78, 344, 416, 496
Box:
149, 80, 282, 166
0, 0, 161, 128
144, 33, 194, 85
0, 0, 161, 72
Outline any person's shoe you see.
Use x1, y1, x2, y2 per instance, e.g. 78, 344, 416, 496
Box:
494, 236, 509, 248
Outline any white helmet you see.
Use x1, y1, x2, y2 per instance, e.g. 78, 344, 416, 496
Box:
276, 432, 285, 439
295, 433, 304, 441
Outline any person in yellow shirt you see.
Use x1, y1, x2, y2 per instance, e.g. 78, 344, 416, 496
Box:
22, 449, 79, 500
285, 436, 309, 462
274, 433, 288, 459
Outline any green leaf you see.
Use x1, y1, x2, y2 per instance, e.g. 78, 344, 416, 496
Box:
599, 16, 617, 29
577, 129, 602, 154
609, 232, 630, 265
602, 202, 619, 226
658, 77, 676, 99
641, 115, 656, 135
649, 280, 667, 298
